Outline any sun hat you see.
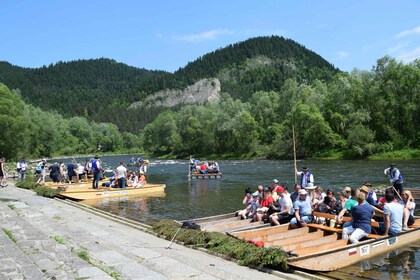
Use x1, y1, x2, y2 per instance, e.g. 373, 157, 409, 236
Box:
298, 189, 308, 195
360, 185, 370, 193
252, 191, 259, 197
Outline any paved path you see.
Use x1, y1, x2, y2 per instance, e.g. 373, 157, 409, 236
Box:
0, 183, 313, 280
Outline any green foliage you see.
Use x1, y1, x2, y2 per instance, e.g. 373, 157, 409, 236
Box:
2, 228, 17, 243
151, 220, 288, 270
1, 39, 419, 160
52, 235, 65, 244
15, 181, 60, 198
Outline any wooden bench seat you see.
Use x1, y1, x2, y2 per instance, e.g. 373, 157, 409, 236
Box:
307, 223, 381, 239
313, 211, 380, 227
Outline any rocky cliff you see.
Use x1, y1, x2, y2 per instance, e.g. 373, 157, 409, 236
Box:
129, 78, 221, 109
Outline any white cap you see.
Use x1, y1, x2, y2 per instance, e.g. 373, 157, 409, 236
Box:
298, 189, 308, 195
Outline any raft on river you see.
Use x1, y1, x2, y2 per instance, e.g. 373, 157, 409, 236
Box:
228, 212, 420, 272
187, 172, 223, 180
46, 182, 166, 201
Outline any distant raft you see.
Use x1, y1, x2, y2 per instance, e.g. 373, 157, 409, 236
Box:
188, 172, 223, 180
46, 182, 166, 201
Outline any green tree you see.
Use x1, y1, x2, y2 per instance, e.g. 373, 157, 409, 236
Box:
0, 84, 28, 160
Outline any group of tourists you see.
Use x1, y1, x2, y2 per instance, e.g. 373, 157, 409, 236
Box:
237, 163, 415, 243
101, 162, 147, 189
25, 156, 150, 190
189, 157, 220, 174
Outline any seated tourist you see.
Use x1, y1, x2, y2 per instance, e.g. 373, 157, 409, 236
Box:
254, 187, 275, 222
399, 190, 415, 230
102, 171, 116, 187
312, 186, 326, 210
248, 191, 260, 220
377, 189, 404, 236
319, 189, 339, 213
238, 188, 253, 219
342, 192, 374, 243
199, 162, 207, 174
137, 171, 147, 187
290, 189, 313, 228
269, 187, 294, 225
127, 171, 138, 188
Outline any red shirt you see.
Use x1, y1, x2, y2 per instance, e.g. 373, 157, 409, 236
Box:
262, 196, 275, 207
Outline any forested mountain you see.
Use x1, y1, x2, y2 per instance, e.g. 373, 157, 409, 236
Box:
1, 36, 418, 161
0, 36, 339, 132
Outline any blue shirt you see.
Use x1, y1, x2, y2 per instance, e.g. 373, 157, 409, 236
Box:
293, 196, 312, 216
351, 203, 374, 234
384, 202, 404, 235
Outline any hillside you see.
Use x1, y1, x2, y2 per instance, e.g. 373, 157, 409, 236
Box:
0, 36, 340, 133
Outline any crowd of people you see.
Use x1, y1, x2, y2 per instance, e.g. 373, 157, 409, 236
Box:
12, 156, 150, 189
189, 157, 219, 174
237, 163, 416, 243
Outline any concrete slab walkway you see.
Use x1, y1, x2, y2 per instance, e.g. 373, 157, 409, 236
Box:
0, 183, 312, 280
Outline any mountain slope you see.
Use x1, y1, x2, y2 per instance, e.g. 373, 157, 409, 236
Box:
0, 36, 340, 132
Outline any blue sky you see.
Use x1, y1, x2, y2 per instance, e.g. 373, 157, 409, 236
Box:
1, 0, 419, 72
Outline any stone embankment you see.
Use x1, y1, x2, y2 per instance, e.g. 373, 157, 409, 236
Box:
0, 183, 312, 280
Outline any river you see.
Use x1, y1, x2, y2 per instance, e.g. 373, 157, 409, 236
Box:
70, 155, 420, 279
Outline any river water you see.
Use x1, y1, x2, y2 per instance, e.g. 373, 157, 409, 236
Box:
71, 155, 420, 279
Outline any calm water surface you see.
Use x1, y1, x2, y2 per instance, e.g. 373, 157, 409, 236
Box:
70, 155, 420, 279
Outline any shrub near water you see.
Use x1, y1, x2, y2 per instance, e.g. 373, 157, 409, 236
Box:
16, 182, 60, 198
151, 220, 288, 270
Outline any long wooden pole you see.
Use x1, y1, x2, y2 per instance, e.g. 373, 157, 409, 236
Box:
292, 126, 297, 183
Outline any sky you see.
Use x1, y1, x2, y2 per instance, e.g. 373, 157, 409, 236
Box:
1, 0, 419, 73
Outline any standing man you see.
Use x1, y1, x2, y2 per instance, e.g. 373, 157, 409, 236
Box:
16, 158, 27, 182
67, 160, 77, 183
116, 162, 128, 188
296, 166, 314, 190
384, 162, 403, 195
91, 156, 102, 189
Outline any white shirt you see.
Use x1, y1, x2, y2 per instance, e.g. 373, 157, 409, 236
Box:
278, 195, 293, 215
116, 165, 127, 179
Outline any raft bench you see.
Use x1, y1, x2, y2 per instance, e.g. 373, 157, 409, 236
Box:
311, 212, 381, 239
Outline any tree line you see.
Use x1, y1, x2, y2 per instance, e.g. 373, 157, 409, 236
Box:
142, 57, 419, 159
0, 83, 142, 161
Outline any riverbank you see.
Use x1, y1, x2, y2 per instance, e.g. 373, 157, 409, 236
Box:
0, 183, 312, 280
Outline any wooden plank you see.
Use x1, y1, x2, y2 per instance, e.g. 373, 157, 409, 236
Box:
313, 211, 379, 227
268, 230, 324, 247
292, 238, 348, 256
233, 223, 290, 239
282, 234, 340, 252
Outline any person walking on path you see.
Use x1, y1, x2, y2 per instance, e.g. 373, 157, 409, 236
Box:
295, 166, 314, 190
384, 162, 404, 195
91, 156, 102, 189
0, 157, 7, 187
16, 158, 27, 182
36, 159, 47, 184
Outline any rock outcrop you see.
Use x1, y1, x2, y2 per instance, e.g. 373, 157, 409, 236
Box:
129, 78, 221, 109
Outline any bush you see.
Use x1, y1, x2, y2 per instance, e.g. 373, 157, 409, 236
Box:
151, 219, 288, 270
15, 182, 60, 198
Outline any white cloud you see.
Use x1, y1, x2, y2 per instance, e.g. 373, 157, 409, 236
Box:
395, 26, 420, 38
395, 47, 420, 63
388, 43, 407, 54
335, 51, 350, 60
173, 29, 233, 42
